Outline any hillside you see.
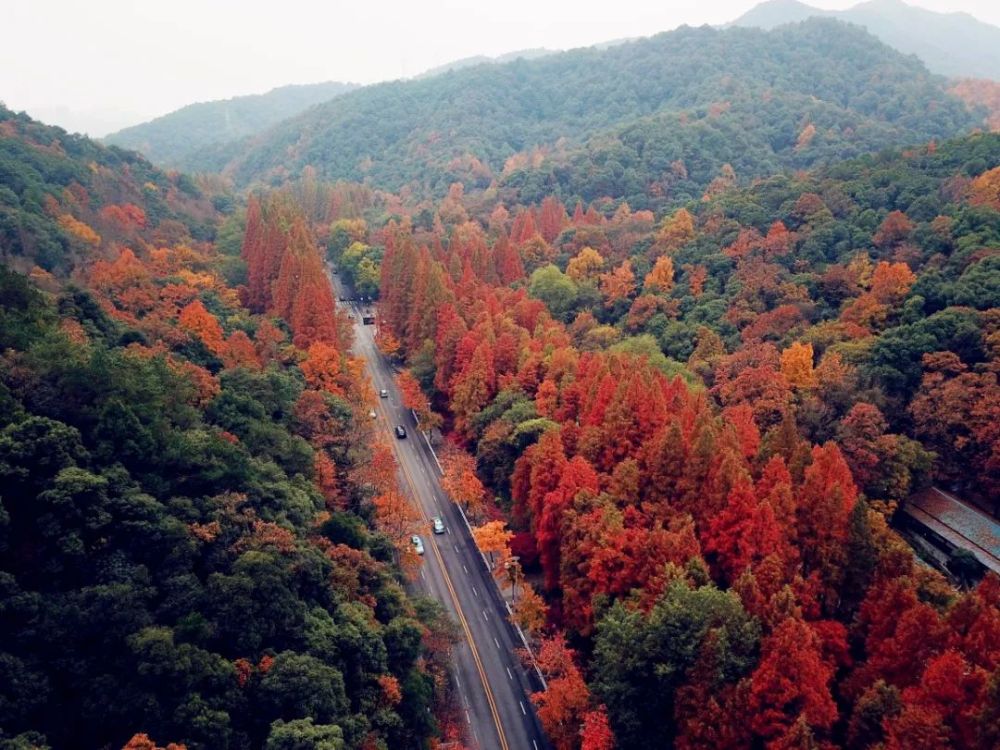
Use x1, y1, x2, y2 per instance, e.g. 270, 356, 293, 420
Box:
732, 0, 1000, 80
363, 129, 1000, 749
0, 107, 450, 749
0, 104, 223, 274
215, 19, 978, 205
103, 81, 359, 167
415, 48, 556, 79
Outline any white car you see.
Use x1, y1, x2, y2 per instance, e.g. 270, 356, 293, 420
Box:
369, 409, 377, 419
411, 535, 425, 555
379, 388, 388, 398
432, 516, 445, 535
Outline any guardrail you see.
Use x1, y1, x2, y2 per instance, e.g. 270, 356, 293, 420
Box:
412, 409, 548, 692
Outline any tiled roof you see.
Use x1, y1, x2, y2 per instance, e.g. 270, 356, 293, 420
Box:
902, 487, 1000, 575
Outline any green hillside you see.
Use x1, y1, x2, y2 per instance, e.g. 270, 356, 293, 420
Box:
103, 81, 358, 167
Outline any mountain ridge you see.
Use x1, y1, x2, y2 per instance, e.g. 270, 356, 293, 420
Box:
103, 80, 359, 166
731, 0, 1000, 80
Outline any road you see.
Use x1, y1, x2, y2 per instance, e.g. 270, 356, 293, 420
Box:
331, 273, 549, 750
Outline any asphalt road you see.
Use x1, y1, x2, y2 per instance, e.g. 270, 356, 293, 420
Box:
331, 274, 549, 750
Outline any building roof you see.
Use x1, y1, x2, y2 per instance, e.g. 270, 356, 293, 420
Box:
902, 487, 1000, 575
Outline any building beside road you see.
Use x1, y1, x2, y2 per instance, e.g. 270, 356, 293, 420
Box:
898, 486, 1000, 580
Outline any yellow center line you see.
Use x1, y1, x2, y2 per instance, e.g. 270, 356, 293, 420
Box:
363, 334, 510, 750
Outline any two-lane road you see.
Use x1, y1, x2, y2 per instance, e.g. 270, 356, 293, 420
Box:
333, 275, 549, 750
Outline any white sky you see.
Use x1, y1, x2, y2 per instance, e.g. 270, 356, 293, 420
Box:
1, 0, 998, 137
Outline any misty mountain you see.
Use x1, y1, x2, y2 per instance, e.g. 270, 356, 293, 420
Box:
415, 48, 557, 79
102, 80, 359, 166
731, 0, 1000, 80
208, 18, 977, 205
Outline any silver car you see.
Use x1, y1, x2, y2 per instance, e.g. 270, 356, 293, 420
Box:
411, 535, 425, 555
432, 516, 445, 535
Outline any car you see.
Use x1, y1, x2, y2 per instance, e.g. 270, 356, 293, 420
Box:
379, 388, 388, 398
432, 516, 445, 535
338, 295, 346, 301
369, 409, 377, 419
394, 425, 407, 439
411, 535, 424, 555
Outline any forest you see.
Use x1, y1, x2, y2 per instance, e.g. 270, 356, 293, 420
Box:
218, 19, 982, 207
0, 106, 455, 750
3, 9, 1000, 750
362, 131, 1000, 749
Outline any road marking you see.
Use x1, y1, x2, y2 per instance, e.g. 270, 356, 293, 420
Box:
465, 709, 471, 725
463, 564, 469, 574
533, 741, 539, 750
389, 427, 510, 750
506, 666, 513, 680
482, 609, 489, 621
454, 543, 460, 553
519, 701, 527, 716
420, 568, 426, 581
473, 586, 479, 597
455, 675, 461, 689
345, 293, 511, 750
494, 637, 500, 649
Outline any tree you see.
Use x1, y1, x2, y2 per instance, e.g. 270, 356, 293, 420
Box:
870, 261, 917, 304
441, 448, 487, 518
656, 208, 695, 253
780, 342, 816, 389
533, 636, 592, 750
265, 719, 345, 750
178, 300, 225, 356
600, 260, 636, 307
472, 519, 513, 567
580, 707, 615, 750
873, 211, 914, 248
530, 265, 579, 320
299, 341, 344, 395
396, 369, 441, 430
644, 255, 675, 295
747, 618, 838, 745
514, 582, 549, 635
567, 247, 606, 283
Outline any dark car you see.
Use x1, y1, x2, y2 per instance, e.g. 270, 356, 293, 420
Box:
394, 425, 407, 439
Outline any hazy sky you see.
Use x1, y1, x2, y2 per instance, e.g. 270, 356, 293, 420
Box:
2, 0, 999, 137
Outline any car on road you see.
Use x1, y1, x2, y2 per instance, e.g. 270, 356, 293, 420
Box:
369, 409, 377, 419
411, 535, 424, 555
379, 388, 388, 398
338, 295, 346, 301
394, 425, 407, 439
432, 516, 445, 535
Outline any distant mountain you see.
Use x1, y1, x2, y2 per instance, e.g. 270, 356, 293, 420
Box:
415, 48, 556, 79
210, 18, 978, 209
731, 0, 1000, 81
103, 81, 359, 166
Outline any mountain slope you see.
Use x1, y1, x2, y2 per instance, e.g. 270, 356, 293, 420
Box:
732, 0, 1000, 80
216, 19, 977, 204
415, 48, 556, 79
103, 81, 359, 166
0, 105, 450, 750
0, 104, 223, 273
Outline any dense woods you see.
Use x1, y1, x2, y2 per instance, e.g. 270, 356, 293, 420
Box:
103, 82, 359, 169
0, 107, 452, 749
365, 130, 1000, 749
219, 19, 979, 209
4, 7, 1000, 749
